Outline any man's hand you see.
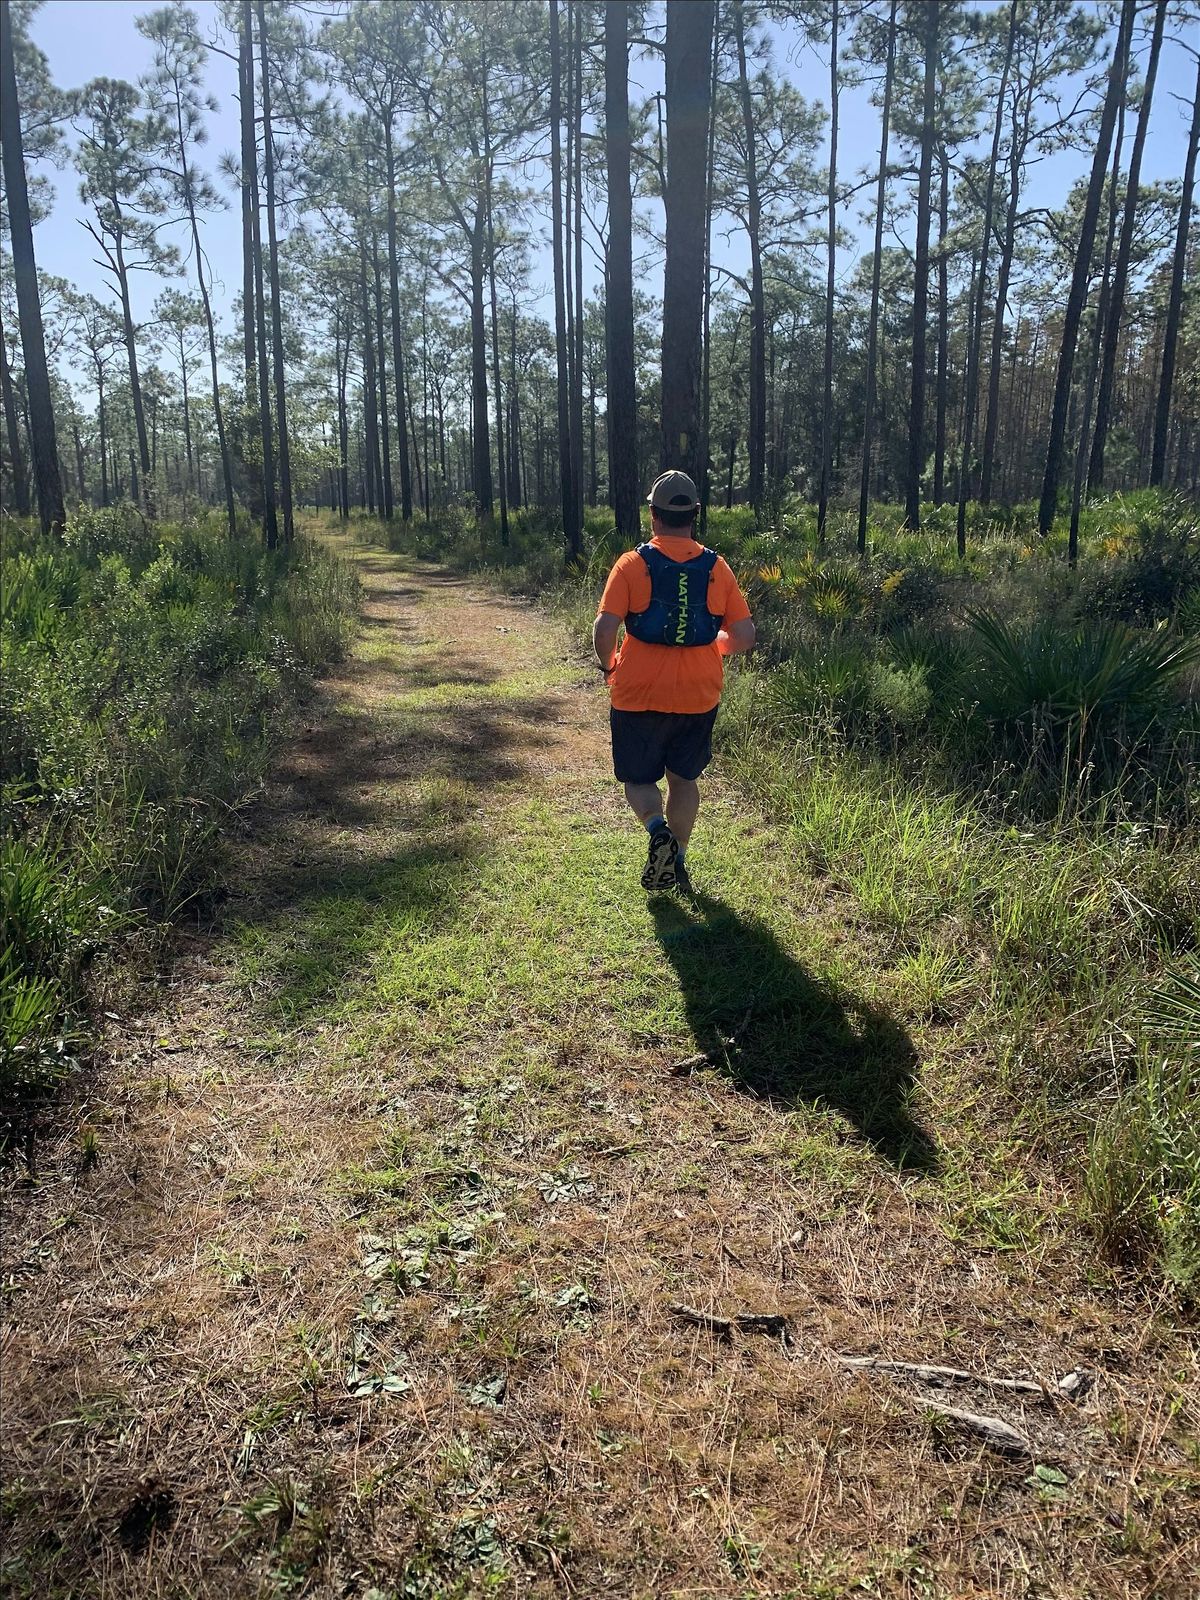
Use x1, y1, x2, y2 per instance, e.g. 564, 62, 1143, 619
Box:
717, 618, 756, 656
593, 612, 621, 677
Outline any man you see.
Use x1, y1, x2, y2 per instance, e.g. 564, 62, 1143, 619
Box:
593, 470, 756, 892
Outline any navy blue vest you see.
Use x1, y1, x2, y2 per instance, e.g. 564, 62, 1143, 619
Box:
623, 543, 722, 647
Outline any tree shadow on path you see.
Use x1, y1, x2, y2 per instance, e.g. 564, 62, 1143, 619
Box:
650, 892, 938, 1172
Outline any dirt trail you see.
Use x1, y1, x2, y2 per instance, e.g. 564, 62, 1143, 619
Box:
2, 535, 1195, 1599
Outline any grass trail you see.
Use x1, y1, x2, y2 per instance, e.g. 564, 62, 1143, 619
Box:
2, 531, 1196, 1599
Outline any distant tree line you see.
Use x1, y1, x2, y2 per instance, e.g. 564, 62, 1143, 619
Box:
1, 0, 1197, 558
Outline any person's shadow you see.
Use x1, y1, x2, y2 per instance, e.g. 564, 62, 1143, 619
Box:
650, 891, 938, 1172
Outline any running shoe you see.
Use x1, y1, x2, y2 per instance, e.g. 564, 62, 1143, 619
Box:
673, 857, 694, 896
641, 821, 678, 891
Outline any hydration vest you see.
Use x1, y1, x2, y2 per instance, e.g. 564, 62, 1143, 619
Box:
623, 543, 722, 647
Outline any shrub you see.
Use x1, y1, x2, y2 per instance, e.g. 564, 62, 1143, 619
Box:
766, 638, 873, 735
1, 517, 355, 1117
876, 564, 945, 629
965, 611, 1200, 759
1075, 505, 1200, 625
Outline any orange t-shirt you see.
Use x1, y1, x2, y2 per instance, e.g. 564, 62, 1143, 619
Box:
597, 536, 752, 713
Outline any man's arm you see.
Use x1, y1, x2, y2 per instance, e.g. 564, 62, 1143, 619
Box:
718, 617, 756, 656
594, 611, 621, 673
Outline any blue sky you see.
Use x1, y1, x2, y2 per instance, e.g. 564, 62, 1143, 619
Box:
24, 0, 1200, 388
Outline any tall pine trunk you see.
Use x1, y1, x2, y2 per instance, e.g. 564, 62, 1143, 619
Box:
1088, 0, 1166, 490
336, 311, 350, 520
243, 2, 277, 548
699, 11, 720, 530
481, 52, 509, 547
980, 161, 1018, 503
468, 201, 492, 522
0, 3, 64, 533
97, 371, 108, 506
507, 299, 521, 510
549, 0, 577, 556
372, 237, 394, 520
0, 305, 31, 515
570, 6, 585, 533
1151, 53, 1200, 487
905, 1, 938, 531
361, 257, 379, 514
1037, 0, 1134, 537
115, 238, 154, 515
858, 0, 897, 554
258, 1, 293, 542
734, 0, 766, 522
660, 0, 715, 482
384, 126, 412, 521
604, 0, 639, 543
933, 150, 948, 505
237, 0, 258, 517
173, 72, 236, 536
818, 0, 839, 542
956, 0, 1016, 558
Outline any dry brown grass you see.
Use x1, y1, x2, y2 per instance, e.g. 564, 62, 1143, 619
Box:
2, 531, 1197, 1599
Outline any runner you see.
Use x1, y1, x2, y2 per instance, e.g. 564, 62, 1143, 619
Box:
593, 470, 756, 892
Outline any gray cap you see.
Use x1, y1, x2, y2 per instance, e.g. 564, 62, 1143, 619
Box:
647, 470, 700, 511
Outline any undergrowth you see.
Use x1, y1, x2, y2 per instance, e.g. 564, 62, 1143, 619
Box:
0, 503, 357, 1120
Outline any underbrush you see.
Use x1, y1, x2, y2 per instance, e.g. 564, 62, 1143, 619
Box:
360, 491, 1199, 1295
1, 504, 357, 1119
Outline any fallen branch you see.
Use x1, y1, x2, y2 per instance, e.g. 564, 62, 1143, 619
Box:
734, 1312, 791, 1338
922, 1402, 1032, 1457
835, 1355, 1049, 1398
668, 1303, 791, 1343
668, 1303, 732, 1337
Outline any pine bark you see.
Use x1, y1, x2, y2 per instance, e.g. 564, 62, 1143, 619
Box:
243, 2, 277, 548
372, 236, 394, 520
858, 0, 897, 553
481, 53, 509, 547
904, 1, 938, 531
570, 8, 585, 533
258, 1, 293, 542
384, 124, 413, 521
660, 0, 715, 481
549, 0, 577, 556
818, 0, 839, 541
933, 150, 948, 505
734, 0, 766, 522
0, 3, 64, 533
604, 0, 639, 543
956, 0, 1017, 558
0, 304, 31, 515
468, 200, 492, 521
361, 253, 379, 514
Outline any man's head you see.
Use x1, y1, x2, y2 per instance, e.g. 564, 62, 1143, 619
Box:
647, 470, 700, 535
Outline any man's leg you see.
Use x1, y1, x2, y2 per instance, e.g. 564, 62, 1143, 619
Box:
624, 781, 665, 826
664, 771, 700, 851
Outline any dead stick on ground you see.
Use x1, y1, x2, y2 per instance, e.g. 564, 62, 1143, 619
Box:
835, 1355, 1049, 1398
919, 1402, 1032, 1457
668, 1303, 733, 1337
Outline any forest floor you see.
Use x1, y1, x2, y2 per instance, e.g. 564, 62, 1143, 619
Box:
2, 528, 1197, 1600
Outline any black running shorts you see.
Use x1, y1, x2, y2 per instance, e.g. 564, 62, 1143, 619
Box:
609, 705, 719, 784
